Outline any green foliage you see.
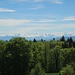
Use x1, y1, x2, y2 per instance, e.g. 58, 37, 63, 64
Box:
45, 73, 58, 75
60, 48, 75, 66
0, 37, 32, 75
49, 46, 61, 72
59, 65, 74, 75
30, 63, 45, 75
50, 41, 63, 49
0, 37, 75, 75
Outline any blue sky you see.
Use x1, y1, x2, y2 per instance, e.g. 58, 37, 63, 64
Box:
0, 0, 75, 35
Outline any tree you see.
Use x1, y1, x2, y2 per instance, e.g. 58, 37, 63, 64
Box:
44, 42, 50, 72
69, 42, 72, 48
69, 37, 73, 43
29, 63, 45, 75
59, 65, 74, 75
73, 41, 75, 48
62, 42, 69, 48
33, 38, 37, 42
41, 39, 43, 42
67, 37, 73, 48
0, 40, 7, 75
60, 36, 65, 41
53, 38, 55, 41
49, 46, 61, 72
0, 37, 32, 75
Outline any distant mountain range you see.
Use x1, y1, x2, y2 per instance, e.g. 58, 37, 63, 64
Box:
0, 33, 75, 41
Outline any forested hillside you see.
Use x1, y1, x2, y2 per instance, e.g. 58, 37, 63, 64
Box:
0, 36, 75, 75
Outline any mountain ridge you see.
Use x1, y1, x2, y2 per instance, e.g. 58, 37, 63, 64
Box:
0, 33, 75, 41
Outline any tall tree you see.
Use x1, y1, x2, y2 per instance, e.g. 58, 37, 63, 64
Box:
60, 36, 65, 41
0, 37, 31, 75
49, 46, 61, 72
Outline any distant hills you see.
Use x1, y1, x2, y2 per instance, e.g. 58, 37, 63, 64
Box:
0, 33, 75, 41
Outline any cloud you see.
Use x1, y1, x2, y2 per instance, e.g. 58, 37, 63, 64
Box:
11, 0, 63, 4
11, 0, 28, 2
61, 24, 75, 28
63, 16, 75, 21
33, 0, 44, 2
33, 19, 56, 22
51, 24, 75, 29
11, 0, 43, 2
17, 24, 72, 34
50, 0, 63, 4
31, 4, 44, 10
0, 19, 31, 26
17, 26, 52, 34
0, 8, 16, 12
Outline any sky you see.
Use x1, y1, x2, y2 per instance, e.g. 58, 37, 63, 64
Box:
0, 0, 75, 36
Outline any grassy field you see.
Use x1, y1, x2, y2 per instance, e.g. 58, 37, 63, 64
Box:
45, 73, 59, 75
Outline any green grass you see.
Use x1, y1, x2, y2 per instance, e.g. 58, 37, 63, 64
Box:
45, 73, 59, 75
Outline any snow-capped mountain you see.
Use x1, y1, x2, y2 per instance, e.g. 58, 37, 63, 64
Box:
0, 33, 75, 41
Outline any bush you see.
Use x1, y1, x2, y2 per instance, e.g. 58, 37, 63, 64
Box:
59, 65, 74, 75
30, 63, 45, 75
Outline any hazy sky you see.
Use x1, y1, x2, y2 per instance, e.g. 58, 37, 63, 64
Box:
0, 0, 75, 35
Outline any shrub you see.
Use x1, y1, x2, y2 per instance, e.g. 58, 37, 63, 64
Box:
59, 65, 74, 75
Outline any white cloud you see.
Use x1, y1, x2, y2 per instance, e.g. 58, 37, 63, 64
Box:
52, 24, 75, 29
62, 24, 75, 28
11, 0, 43, 2
63, 16, 75, 21
0, 19, 31, 26
16, 24, 68, 34
0, 8, 16, 12
31, 4, 44, 10
11, 0, 63, 4
50, 0, 63, 4
33, 19, 56, 22
33, 0, 44, 2
11, 0, 28, 2
17, 26, 52, 34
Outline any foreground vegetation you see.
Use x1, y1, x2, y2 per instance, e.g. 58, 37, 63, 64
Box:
0, 36, 75, 75
45, 73, 58, 75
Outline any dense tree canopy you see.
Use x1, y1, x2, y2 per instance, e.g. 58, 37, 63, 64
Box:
59, 65, 74, 75
0, 36, 75, 75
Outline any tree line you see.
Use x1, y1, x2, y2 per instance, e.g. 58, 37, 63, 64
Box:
0, 36, 75, 75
